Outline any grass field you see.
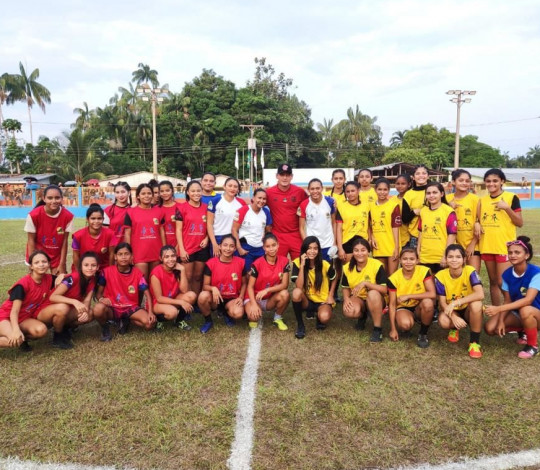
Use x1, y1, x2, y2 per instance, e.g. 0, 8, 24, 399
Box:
1, 211, 540, 470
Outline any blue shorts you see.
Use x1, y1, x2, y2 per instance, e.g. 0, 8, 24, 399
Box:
241, 242, 264, 271
321, 247, 332, 262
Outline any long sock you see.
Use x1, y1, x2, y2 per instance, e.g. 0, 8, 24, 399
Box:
203, 313, 213, 323
293, 301, 304, 327
419, 323, 430, 335
470, 331, 481, 344
524, 328, 538, 348
176, 306, 186, 322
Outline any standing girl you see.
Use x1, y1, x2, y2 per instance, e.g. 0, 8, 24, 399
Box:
159, 180, 182, 249
0, 251, 66, 351
25, 185, 74, 274
336, 181, 370, 262
402, 164, 430, 249
369, 177, 401, 275
446, 169, 480, 271
324, 169, 347, 211
104, 181, 132, 245
476, 169, 523, 306
231, 188, 272, 272
357, 168, 377, 205
201, 172, 217, 204
341, 237, 388, 342
291, 236, 337, 339
435, 244, 484, 358
72, 204, 115, 269
299, 178, 336, 261
207, 177, 247, 257
417, 182, 457, 274
175, 181, 209, 295
244, 233, 291, 331
198, 235, 247, 333
387, 248, 436, 348
394, 174, 412, 249
124, 183, 166, 280
94, 243, 155, 341
484, 236, 540, 359
150, 245, 197, 331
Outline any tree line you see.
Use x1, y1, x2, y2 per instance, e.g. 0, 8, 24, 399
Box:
1, 58, 539, 182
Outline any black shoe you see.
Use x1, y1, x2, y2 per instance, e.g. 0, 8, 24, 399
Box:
370, 329, 383, 343
19, 341, 32, 352
355, 316, 366, 331
101, 324, 112, 342
118, 318, 130, 335
399, 330, 412, 339
52, 331, 74, 350
417, 334, 429, 348
316, 319, 327, 330
295, 324, 306, 339
306, 311, 315, 320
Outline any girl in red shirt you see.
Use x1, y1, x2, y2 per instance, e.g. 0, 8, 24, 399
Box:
198, 235, 247, 333
150, 245, 197, 331
0, 251, 66, 351
175, 181, 209, 295
104, 181, 132, 245
72, 204, 115, 269
159, 180, 182, 248
93, 243, 156, 341
124, 183, 166, 280
25, 185, 74, 274
245, 233, 291, 331
43, 251, 100, 348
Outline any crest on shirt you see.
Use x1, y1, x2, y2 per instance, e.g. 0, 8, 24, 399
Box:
170, 214, 176, 222
415, 283, 421, 291
128, 285, 136, 294
153, 218, 159, 225
101, 247, 108, 253
435, 217, 441, 224
56, 227, 65, 234
296, 207, 301, 216
279, 272, 283, 280
232, 273, 238, 281
208, 201, 213, 210
202, 215, 207, 222
520, 286, 527, 296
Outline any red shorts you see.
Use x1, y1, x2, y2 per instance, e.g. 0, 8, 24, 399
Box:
481, 253, 508, 263
273, 231, 302, 260
0, 308, 34, 324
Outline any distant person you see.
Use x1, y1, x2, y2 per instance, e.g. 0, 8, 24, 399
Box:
187, 173, 192, 183
265, 163, 308, 260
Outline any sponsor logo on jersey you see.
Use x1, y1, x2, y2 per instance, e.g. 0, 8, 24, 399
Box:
128, 285, 136, 294
232, 273, 238, 281
153, 218, 160, 225
57, 227, 65, 234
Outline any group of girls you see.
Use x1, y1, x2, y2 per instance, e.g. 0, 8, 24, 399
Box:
1, 166, 539, 360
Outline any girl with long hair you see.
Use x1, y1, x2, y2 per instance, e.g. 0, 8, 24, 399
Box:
324, 169, 347, 210
104, 181, 132, 245
357, 168, 376, 205
401, 164, 430, 249
159, 180, 182, 248
394, 173, 412, 248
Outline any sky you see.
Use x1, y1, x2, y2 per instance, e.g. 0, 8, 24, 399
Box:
1, 0, 539, 159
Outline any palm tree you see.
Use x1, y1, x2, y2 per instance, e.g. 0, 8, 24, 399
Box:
344, 106, 380, 147
2, 118, 22, 140
316, 118, 334, 143
7, 62, 51, 145
72, 102, 93, 132
390, 130, 407, 148
131, 63, 159, 88
55, 130, 105, 182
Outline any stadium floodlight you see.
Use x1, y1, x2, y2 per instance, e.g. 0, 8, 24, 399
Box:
446, 89, 476, 169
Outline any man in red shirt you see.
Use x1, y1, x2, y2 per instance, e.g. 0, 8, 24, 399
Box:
266, 163, 308, 259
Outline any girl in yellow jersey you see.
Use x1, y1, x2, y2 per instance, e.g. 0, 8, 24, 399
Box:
291, 236, 337, 339
357, 168, 377, 205
446, 169, 480, 271
394, 174, 412, 249
369, 177, 401, 275
417, 182, 457, 274
435, 244, 484, 358
476, 169, 523, 306
336, 181, 370, 263
341, 237, 388, 342
402, 164, 430, 249
388, 248, 436, 348
324, 169, 347, 212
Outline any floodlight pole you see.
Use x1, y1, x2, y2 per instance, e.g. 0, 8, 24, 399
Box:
446, 90, 476, 169
240, 124, 264, 188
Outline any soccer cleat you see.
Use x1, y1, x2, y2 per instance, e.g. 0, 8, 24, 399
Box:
295, 324, 306, 339
184, 313, 193, 322
19, 341, 33, 352
200, 321, 214, 334
273, 319, 288, 331
100, 324, 112, 342
118, 318, 130, 335
355, 316, 367, 331
468, 342, 483, 358
52, 331, 74, 350
517, 331, 528, 345
447, 329, 459, 343
370, 329, 383, 343
417, 334, 429, 348
248, 321, 259, 329
224, 315, 236, 327
518, 345, 538, 359
316, 319, 327, 331
176, 320, 192, 331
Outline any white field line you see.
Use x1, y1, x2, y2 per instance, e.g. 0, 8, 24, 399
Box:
226, 323, 263, 470
395, 448, 540, 470
0, 457, 133, 469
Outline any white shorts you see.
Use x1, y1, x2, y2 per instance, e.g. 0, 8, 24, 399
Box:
244, 298, 269, 312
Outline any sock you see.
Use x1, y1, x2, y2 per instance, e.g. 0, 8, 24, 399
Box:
524, 328, 538, 348
273, 313, 282, 321
156, 314, 165, 322
470, 331, 481, 344
419, 323, 430, 335
176, 306, 186, 322
204, 314, 213, 324
373, 326, 382, 333
293, 301, 305, 327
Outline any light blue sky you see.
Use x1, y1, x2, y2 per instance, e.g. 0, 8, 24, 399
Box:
1, 0, 539, 158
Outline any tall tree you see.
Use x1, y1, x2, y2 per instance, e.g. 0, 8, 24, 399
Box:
131, 63, 159, 88
7, 62, 51, 145
72, 101, 92, 132
390, 130, 407, 148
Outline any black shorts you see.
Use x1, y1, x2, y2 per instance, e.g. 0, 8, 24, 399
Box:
422, 263, 443, 275
307, 300, 323, 313
185, 246, 210, 263
397, 305, 417, 315
343, 235, 366, 254
218, 298, 236, 310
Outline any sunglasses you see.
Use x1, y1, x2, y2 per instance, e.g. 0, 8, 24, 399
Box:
506, 240, 529, 253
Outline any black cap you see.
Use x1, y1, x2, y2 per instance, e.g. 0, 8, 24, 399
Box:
277, 163, 293, 174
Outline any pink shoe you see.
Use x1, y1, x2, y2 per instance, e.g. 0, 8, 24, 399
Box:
518, 346, 538, 359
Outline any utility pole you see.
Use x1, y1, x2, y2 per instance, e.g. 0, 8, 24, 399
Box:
446, 90, 476, 169
240, 124, 264, 193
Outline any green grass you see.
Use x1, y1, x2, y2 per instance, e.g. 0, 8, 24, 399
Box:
1, 211, 540, 469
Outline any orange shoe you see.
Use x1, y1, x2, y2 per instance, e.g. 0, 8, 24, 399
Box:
468, 342, 483, 359
448, 329, 459, 343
